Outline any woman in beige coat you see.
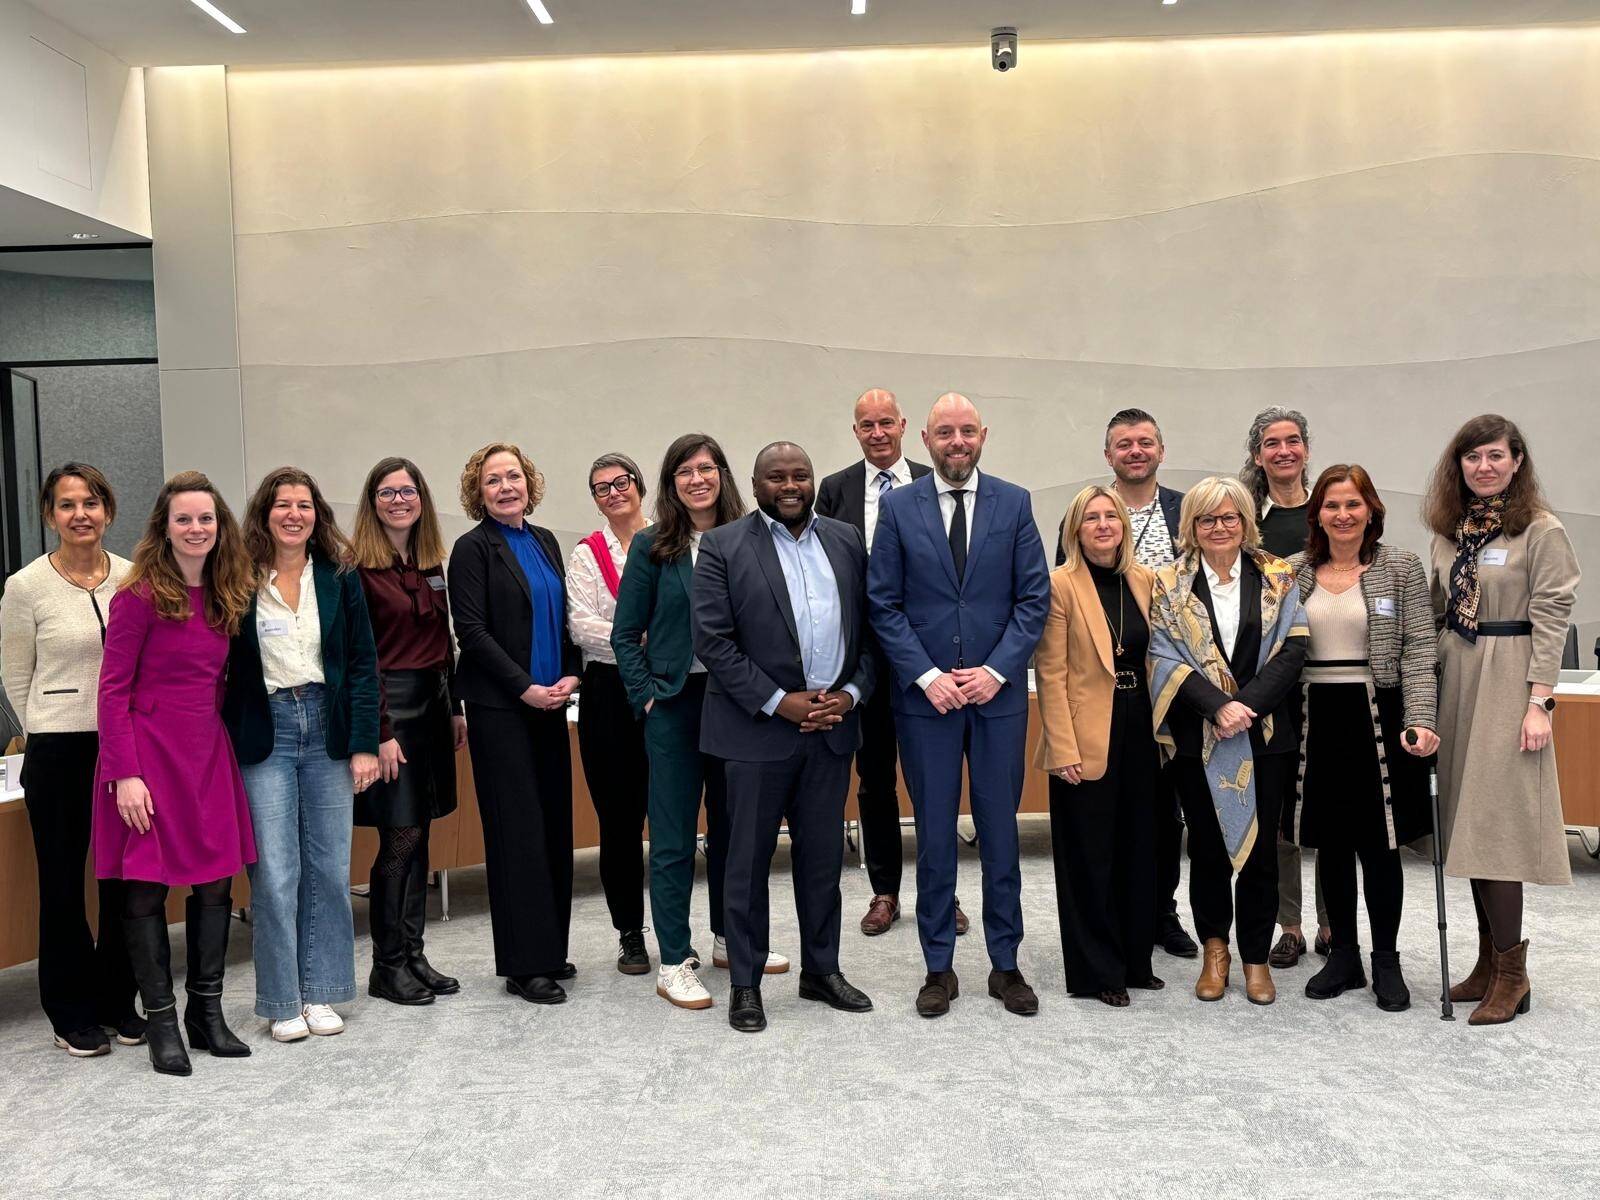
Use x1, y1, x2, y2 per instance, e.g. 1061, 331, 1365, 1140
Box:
1034, 486, 1162, 1006
1425, 414, 1580, 1027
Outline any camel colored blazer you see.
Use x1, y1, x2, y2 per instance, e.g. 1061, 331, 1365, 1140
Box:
1032, 560, 1155, 780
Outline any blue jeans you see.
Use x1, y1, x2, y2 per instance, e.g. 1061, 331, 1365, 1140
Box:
241, 685, 356, 1019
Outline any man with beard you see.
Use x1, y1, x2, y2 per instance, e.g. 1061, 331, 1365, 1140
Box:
693, 442, 876, 1032
1052, 408, 1198, 959
868, 394, 1050, 1017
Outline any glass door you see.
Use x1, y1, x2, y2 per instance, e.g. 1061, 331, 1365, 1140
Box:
1, 370, 45, 580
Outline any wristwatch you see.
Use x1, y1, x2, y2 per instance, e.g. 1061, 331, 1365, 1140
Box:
1529, 695, 1556, 713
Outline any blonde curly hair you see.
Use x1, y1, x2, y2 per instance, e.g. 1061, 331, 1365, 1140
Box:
458, 442, 545, 521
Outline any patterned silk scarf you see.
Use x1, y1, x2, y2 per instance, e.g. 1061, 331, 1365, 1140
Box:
1148, 552, 1309, 870
1446, 494, 1507, 643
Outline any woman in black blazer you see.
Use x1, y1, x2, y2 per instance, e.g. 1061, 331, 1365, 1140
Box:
448, 442, 582, 1006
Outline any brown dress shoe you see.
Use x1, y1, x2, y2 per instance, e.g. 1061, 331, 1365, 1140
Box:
987, 969, 1039, 1015
1243, 963, 1276, 1005
954, 897, 970, 936
1268, 930, 1307, 969
1195, 938, 1231, 1001
860, 895, 899, 937
916, 970, 959, 1018
1468, 940, 1531, 1026
1449, 933, 1494, 1004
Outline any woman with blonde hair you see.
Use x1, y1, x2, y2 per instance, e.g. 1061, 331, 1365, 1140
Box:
1148, 475, 1308, 1006
350, 457, 466, 1005
94, 470, 258, 1075
1034, 485, 1164, 1006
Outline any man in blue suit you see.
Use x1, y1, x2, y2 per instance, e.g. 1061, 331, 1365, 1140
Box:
694, 442, 877, 1033
868, 393, 1050, 1017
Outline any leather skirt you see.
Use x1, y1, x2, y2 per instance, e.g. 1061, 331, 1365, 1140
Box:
354, 668, 459, 828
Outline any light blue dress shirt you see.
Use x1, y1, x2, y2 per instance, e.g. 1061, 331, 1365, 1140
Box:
759, 512, 861, 715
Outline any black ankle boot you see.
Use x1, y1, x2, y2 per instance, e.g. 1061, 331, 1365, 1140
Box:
123, 914, 192, 1077
1305, 944, 1367, 1000
369, 872, 435, 1006
402, 854, 459, 995
183, 898, 251, 1057
1370, 950, 1411, 1012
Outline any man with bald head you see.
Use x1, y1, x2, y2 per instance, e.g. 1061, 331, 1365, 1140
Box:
868, 394, 1050, 1017
815, 388, 939, 938
694, 442, 876, 1032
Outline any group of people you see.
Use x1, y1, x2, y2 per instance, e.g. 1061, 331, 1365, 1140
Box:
0, 394, 1578, 1064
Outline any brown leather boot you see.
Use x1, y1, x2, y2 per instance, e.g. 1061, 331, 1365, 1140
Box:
1195, 938, 1231, 1001
1468, 940, 1531, 1027
1449, 933, 1494, 1003
1243, 963, 1276, 1006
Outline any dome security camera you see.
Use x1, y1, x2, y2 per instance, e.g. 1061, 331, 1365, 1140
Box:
991, 27, 1018, 72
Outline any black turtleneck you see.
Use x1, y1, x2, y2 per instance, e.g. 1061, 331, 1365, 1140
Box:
1087, 559, 1149, 671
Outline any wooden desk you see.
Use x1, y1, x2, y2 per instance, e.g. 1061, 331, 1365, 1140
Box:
1553, 692, 1600, 827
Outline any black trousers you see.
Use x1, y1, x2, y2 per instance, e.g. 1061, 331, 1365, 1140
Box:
1320, 845, 1404, 953
1048, 700, 1159, 993
722, 736, 853, 988
1175, 753, 1292, 965
1154, 762, 1185, 919
21, 732, 136, 1036
465, 703, 573, 978
576, 662, 649, 931
854, 654, 905, 898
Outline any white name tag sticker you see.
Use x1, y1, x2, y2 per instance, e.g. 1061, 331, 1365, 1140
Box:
427, 576, 447, 590
1480, 548, 1509, 566
1373, 597, 1396, 617
260, 619, 291, 637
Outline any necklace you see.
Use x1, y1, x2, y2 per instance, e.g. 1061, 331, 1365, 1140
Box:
1327, 559, 1362, 574
50, 549, 110, 592
1107, 578, 1126, 657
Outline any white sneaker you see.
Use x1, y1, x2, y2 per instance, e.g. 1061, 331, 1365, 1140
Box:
712, 935, 790, 975
655, 959, 713, 1009
270, 1015, 309, 1042
302, 1004, 345, 1036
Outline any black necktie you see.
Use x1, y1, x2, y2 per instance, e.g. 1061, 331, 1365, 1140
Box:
948, 489, 968, 583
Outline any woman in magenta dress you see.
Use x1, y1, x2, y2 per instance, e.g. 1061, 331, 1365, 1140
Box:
94, 470, 259, 1076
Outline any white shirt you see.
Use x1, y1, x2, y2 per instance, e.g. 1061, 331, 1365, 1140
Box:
566, 527, 630, 666
862, 456, 913, 553
1202, 552, 1244, 662
915, 469, 1004, 692
257, 558, 325, 691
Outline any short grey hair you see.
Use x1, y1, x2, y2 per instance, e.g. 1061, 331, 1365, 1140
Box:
1239, 406, 1310, 504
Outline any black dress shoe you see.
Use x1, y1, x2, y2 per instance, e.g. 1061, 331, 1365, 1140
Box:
617, 930, 651, 976
552, 962, 577, 981
987, 969, 1039, 1016
729, 986, 766, 1032
407, 953, 460, 996
1157, 914, 1199, 959
797, 971, 873, 1013
916, 971, 959, 1018
506, 976, 567, 1005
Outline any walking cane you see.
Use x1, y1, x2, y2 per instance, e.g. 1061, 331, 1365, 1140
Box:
1407, 728, 1453, 1020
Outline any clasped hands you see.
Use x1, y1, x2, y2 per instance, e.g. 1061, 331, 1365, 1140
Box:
521, 675, 580, 712
776, 689, 855, 732
924, 667, 1002, 715
1211, 699, 1256, 739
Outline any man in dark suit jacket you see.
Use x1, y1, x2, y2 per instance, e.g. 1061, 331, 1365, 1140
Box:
868, 394, 1050, 1018
694, 442, 876, 1033
814, 387, 939, 939
1048, 408, 1198, 959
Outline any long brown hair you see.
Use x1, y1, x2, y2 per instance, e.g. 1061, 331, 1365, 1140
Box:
243, 467, 353, 573
1304, 464, 1385, 566
120, 470, 254, 633
351, 457, 446, 570
1422, 414, 1549, 540
650, 433, 746, 563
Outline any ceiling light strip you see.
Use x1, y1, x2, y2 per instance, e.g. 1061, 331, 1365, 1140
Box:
526, 0, 555, 25
852, 0, 867, 14
188, 0, 246, 34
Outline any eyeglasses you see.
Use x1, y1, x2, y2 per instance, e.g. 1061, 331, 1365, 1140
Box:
673, 463, 721, 482
590, 475, 635, 499
1196, 513, 1242, 531
376, 486, 419, 502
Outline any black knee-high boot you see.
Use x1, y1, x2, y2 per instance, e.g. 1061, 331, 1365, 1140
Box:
123, 915, 191, 1077
183, 898, 251, 1056
368, 869, 435, 1006
402, 852, 458, 995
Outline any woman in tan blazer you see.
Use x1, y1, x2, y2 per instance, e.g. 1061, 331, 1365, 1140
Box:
1034, 486, 1163, 1006
1424, 414, 1580, 1026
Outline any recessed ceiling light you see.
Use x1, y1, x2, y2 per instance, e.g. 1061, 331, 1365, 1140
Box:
852, 0, 867, 14
1162, 0, 1178, 6
71, 232, 101, 240
525, 0, 555, 24
188, 0, 246, 33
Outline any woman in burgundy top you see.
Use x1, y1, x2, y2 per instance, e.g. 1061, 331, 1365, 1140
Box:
351, 457, 467, 1005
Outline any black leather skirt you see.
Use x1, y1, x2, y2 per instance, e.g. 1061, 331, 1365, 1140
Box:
354, 668, 459, 828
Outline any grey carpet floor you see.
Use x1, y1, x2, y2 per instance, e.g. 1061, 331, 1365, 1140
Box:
2, 818, 1598, 1200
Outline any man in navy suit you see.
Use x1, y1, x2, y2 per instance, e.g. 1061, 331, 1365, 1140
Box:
868, 394, 1050, 1017
694, 442, 876, 1033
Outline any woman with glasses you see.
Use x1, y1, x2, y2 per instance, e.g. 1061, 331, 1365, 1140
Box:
567, 453, 653, 976
612, 433, 787, 1011
1149, 476, 1308, 1006
1, 464, 141, 1057
350, 457, 466, 1007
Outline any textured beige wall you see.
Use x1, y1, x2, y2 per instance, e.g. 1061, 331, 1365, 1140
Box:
220, 31, 1598, 641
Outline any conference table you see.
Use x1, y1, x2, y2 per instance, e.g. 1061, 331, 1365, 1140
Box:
3, 688, 1597, 970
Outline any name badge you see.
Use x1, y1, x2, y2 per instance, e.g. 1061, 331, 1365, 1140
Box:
260, 619, 291, 637
426, 576, 447, 590
1480, 548, 1508, 566
1373, 597, 1396, 617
